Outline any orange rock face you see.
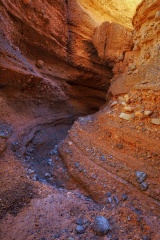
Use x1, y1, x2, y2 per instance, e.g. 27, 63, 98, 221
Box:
93, 22, 133, 67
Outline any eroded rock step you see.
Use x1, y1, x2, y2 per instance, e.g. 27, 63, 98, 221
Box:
59, 111, 160, 203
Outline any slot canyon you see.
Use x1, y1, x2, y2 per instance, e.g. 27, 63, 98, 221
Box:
0, 0, 160, 239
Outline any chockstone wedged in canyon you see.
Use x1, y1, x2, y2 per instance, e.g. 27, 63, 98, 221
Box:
0, 0, 160, 239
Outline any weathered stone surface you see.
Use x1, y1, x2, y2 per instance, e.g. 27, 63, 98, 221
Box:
78, 0, 141, 29
93, 22, 133, 67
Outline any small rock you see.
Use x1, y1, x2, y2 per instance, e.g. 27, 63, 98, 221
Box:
144, 110, 153, 116
0, 132, 9, 139
92, 216, 110, 235
113, 196, 119, 205
124, 94, 131, 104
121, 193, 128, 201
119, 113, 134, 121
28, 169, 35, 174
100, 155, 106, 161
47, 158, 53, 166
36, 60, 44, 68
106, 197, 112, 203
68, 141, 73, 146
140, 182, 148, 191
136, 171, 147, 183
27, 147, 34, 153
91, 174, 97, 179
76, 225, 85, 234
155, 11, 160, 19
121, 101, 127, 106
151, 118, 160, 125
11, 141, 19, 152
124, 106, 134, 113
75, 162, 80, 168
110, 101, 118, 107
128, 64, 136, 72
106, 192, 112, 197
76, 217, 85, 226
45, 173, 50, 177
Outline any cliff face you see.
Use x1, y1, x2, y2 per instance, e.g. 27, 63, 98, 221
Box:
0, 0, 113, 118
0, 0, 160, 239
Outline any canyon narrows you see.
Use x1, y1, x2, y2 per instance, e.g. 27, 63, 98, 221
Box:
0, 0, 160, 240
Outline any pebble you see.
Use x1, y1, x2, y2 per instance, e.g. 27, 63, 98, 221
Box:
136, 171, 147, 183
106, 197, 112, 203
28, 169, 35, 174
124, 106, 134, 113
75, 162, 80, 168
0, 132, 9, 139
151, 118, 160, 125
76, 217, 85, 225
92, 216, 110, 235
121, 101, 127, 106
119, 113, 134, 121
100, 155, 106, 161
155, 11, 160, 19
76, 225, 85, 234
144, 110, 153, 116
45, 173, 50, 177
140, 182, 148, 191
68, 141, 73, 146
124, 94, 131, 104
106, 192, 112, 197
113, 196, 119, 205
121, 193, 128, 201
36, 60, 44, 68
110, 101, 118, 107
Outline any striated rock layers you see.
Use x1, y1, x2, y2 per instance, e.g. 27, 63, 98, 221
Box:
59, 0, 160, 237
